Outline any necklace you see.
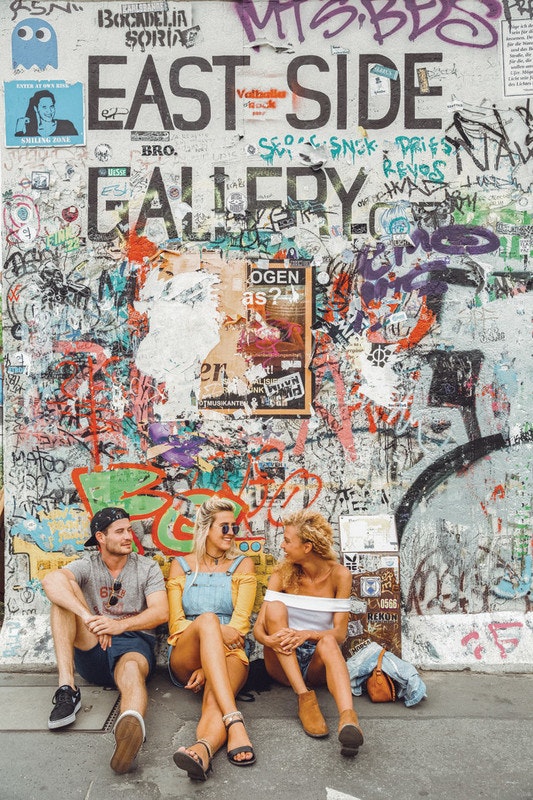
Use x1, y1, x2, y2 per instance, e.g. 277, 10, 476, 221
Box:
205, 549, 225, 566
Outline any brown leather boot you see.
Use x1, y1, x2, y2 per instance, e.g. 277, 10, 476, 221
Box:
297, 690, 329, 738
338, 709, 364, 756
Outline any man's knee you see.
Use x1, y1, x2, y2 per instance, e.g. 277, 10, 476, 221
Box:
114, 652, 150, 686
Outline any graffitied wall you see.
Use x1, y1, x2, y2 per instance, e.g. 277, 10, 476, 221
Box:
0, 0, 532, 670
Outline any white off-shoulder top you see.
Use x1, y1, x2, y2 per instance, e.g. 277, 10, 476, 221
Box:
264, 589, 351, 631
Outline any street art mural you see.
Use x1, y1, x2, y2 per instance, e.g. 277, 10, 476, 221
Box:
0, 0, 532, 669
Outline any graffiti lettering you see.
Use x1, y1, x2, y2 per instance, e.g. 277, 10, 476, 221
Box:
461, 621, 524, 659
88, 51, 444, 132
88, 165, 369, 241
9, 1, 83, 22
234, 0, 500, 48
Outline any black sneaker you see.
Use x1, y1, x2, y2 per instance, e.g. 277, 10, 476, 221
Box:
48, 685, 81, 729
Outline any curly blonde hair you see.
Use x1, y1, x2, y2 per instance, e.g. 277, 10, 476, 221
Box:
275, 509, 338, 592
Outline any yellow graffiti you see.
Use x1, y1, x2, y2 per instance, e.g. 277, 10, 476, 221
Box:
12, 536, 79, 580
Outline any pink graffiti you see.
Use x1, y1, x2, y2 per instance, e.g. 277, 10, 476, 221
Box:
197, 447, 323, 528
461, 621, 523, 660
295, 331, 358, 461
266, 468, 323, 524
234, 0, 501, 48
487, 622, 523, 659
461, 630, 485, 659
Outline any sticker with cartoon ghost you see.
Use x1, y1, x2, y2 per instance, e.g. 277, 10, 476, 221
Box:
12, 19, 58, 70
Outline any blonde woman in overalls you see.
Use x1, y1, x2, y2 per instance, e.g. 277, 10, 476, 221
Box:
167, 496, 257, 780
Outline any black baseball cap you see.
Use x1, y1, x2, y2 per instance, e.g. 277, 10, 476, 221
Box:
84, 507, 130, 547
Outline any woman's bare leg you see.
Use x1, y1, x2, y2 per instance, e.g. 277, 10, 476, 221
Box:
306, 633, 354, 712
261, 601, 308, 694
171, 617, 254, 764
187, 657, 253, 763
169, 612, 242, 715
306, 634, 364, 754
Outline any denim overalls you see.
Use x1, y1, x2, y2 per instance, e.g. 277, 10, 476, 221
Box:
179, 555, 246, 623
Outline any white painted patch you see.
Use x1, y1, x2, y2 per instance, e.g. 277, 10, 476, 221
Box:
326, 788, 362, 800
358, 349, 399, 406
134, 266, 220, 418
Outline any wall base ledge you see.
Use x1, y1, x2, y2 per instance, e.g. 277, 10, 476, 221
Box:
2, 610, 533, 672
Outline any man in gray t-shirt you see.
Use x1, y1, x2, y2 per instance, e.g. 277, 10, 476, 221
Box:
43, 507, 168, 775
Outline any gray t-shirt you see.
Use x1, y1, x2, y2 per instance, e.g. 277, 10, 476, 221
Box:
65, 552, 165, 637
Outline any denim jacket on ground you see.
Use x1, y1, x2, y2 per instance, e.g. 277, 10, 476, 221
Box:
346, 640, 427, 707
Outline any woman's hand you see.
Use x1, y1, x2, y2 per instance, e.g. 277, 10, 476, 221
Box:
184, 668, 205, 693
269, 627, 309, 654
221, 625, 244, 651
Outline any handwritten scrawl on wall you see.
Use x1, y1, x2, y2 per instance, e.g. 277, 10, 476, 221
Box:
0, 0, 532, 668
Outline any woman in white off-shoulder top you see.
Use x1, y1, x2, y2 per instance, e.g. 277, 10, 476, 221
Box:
253, 509, 364, 757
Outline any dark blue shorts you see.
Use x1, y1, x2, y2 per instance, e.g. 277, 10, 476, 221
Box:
296, 640, 317, 681
74, 631, 156, 688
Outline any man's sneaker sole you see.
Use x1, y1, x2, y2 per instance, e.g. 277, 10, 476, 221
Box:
48, 698, 81, 729
110, 711, 145, 774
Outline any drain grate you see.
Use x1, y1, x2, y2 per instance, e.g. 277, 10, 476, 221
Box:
102, 696, 121, 732
0, 685, 120, 731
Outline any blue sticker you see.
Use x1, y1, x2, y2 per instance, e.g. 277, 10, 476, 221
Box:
5, 80, 85, 148
12, 19, 58, 70
369, 64, 399, 81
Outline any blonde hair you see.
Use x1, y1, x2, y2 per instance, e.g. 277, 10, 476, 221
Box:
192, 495, 240, 566
276, 509, 338, 591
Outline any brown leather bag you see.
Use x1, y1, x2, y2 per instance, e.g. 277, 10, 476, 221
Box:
366, 648, 396, 702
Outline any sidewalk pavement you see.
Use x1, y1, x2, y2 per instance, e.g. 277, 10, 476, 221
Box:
0, 668, 531, 800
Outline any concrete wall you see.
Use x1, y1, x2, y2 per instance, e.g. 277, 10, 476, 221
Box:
0, 0, 532, 670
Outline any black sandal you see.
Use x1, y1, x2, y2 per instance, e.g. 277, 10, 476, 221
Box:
173, 738, 213, 781
222, 711, 256, 767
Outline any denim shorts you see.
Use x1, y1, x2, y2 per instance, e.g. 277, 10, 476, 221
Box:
296, 640, 317, 681
74, 631, 156, 688
167, 645, 185, 688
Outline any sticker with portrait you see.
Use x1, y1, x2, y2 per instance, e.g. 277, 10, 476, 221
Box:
4, 80, 84, 147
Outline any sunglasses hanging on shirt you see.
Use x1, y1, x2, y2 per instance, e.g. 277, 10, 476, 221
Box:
105, 580, 122, 608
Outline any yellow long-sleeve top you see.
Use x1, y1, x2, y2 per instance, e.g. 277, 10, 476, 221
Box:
167, 571, 257, 665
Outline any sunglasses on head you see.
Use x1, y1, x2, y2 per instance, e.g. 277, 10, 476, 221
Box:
220, 523, 240, 536
105, 580, 122, 608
